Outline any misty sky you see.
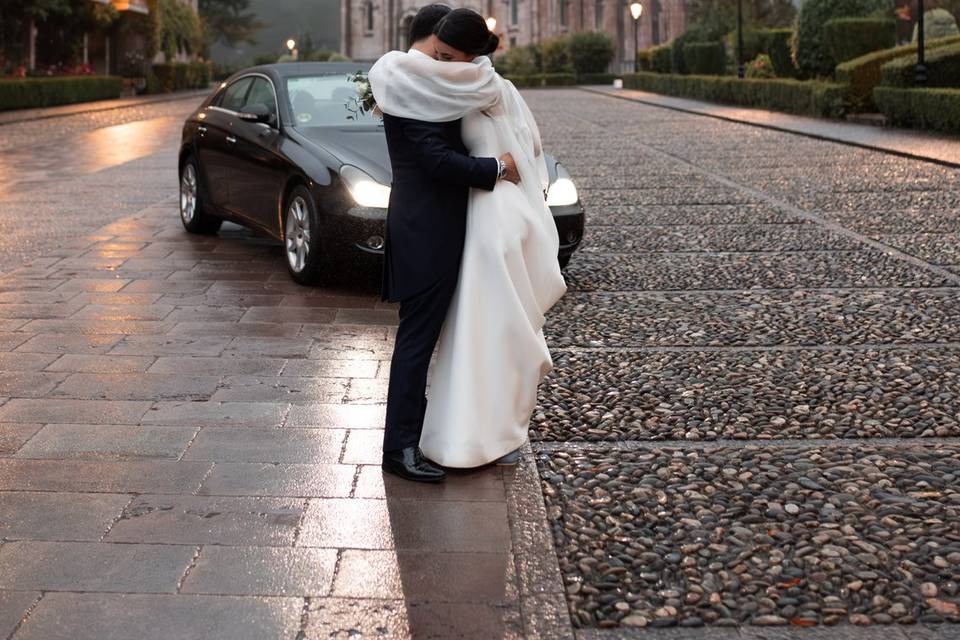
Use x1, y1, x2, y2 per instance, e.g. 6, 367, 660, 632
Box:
211, 0, 340, 66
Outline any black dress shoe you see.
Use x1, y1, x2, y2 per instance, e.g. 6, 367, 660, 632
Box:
382, 447, 446, 483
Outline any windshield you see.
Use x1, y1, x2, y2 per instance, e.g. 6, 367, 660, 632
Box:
286, 74, 379, 127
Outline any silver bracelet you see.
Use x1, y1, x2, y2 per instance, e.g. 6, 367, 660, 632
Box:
497, 159, 507, 180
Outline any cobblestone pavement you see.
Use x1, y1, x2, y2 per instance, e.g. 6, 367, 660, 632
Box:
1, 89, 960, 640
523, 90, 960, 638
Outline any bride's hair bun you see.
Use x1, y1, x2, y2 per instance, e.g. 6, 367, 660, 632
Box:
434, 8, 498, 56
483, 32, 500, 56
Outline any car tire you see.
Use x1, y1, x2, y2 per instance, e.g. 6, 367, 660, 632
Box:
179, 157, 222, 235
284, 185, 324, 285
559, 255, 571, 269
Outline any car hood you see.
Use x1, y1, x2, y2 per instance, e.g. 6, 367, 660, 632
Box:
294, 126, 392, 185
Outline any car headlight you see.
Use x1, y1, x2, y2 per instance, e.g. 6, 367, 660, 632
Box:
546, 177, 579, 207
340, 165, 391, 208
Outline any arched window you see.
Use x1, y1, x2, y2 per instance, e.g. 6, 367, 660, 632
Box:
365, 1, 375, 33
559, 0, 568, 26
593, 0, 602, 28
650, 0, 661, 45
511, 0, 519, 25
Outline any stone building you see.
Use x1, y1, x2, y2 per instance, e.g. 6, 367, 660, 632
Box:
340, 0, 687, 72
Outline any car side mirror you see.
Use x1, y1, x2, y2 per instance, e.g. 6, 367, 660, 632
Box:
239, 103, 275, 126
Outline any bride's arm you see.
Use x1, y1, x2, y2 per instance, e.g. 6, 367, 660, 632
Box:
402, 118, 499, 191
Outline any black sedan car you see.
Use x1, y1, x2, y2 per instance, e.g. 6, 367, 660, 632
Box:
178, 62, 584, 285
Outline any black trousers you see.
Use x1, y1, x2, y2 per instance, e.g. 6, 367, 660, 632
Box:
383, 273, 459, 453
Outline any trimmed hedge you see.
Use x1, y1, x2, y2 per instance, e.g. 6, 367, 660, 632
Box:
753, 28, 795, 78
835, 34, 960, 110
881, 42, 960, 88
651, 44, 673, 73
0, 76, 123, 110
578, 73, 618, 85
622, 72, 849, 118
792, 0, 893, 77
504, 73, 577, 88
874, 86, 960, 134
569, 32, 615, 76
146, 61, 212, 94
824, 17, 896, 65
683, 42, 726, 75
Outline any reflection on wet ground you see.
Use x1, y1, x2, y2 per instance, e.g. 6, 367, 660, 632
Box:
0, 117, 182, 198
0, 100, 199, 274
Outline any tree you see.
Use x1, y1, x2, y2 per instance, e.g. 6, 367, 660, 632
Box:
198, 0, 262, 47
686, 0, 797, 38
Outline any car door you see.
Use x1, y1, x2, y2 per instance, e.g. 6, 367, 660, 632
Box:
223, 76, 286, 231
197, 76, 252, 210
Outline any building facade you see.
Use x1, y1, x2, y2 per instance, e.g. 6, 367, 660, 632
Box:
340, 0, 687, 72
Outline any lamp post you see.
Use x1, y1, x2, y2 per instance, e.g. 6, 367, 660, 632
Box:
916, 0, 926, 83
486, 16, 497, 32
286, 38, 297, 61
736, 0, 744, 78
630, 2, 643, 73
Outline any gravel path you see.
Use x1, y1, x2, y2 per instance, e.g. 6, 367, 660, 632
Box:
524, 89, 960, 636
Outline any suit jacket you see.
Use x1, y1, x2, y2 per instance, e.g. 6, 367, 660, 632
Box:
380, 112, 499, 303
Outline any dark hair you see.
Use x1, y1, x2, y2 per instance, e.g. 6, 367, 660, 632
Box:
408, 4, 452, 47
433, 8, 499, 56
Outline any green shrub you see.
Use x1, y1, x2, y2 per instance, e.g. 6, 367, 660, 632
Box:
824, 17, 896, 64
651, 44, 673, 73
836, 34, 960, 110
735, 28, 796, 77
874, 86, 960, 134
637, 49, 653, 71
328, 53, 351, 62
569, 31, 615, 77
682, 41, 726, 75
622, 71, 849, 118
541, 72, 577, 86
0, 75, 123, 110
745, 54, 776, 79
253, 54, 277, 65
913, 8, 960, 42
496, 45, 539, 76
792, 0, 893, 77
881, 41, 960, 88
541, 38, 573, 73
147, 61, 212, 93
504, 73, 577, 87
578, 73, 618, 84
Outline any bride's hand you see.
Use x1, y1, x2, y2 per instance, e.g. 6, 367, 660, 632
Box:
499, 153, 520, 185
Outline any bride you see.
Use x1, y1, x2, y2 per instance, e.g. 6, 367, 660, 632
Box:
370, 8, 567, 468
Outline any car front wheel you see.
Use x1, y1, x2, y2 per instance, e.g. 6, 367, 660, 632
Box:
179, 158, 222, 235
284, 185, 324, 285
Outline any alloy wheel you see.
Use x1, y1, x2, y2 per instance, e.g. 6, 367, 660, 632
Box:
180, 164, 197, 225
285, 195, 311, 273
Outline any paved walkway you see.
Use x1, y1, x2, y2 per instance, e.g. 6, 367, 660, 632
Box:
584, 86, 960, 167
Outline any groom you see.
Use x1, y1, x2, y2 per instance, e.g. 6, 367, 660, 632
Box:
379, 3, 520, 483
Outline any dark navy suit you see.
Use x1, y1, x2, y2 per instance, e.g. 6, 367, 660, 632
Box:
381, 112, 499, 453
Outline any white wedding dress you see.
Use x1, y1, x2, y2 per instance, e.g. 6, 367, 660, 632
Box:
370, 51, 567, 468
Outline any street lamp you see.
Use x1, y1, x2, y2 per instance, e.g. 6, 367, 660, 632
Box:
736, 0, 744, 78
630, 2, 643, 73
486, 16, 497, 32
286, 38, 297, 61
916, 0, 926, 83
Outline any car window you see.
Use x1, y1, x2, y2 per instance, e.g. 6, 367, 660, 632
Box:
245, 77, 277, 122
220, 77, 253, 112
287, 74, 378, 127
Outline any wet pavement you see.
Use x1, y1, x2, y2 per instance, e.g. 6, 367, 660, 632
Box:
0, 89, 959, 639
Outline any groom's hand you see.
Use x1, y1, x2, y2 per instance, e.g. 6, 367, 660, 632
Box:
498, 153, 520, 185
